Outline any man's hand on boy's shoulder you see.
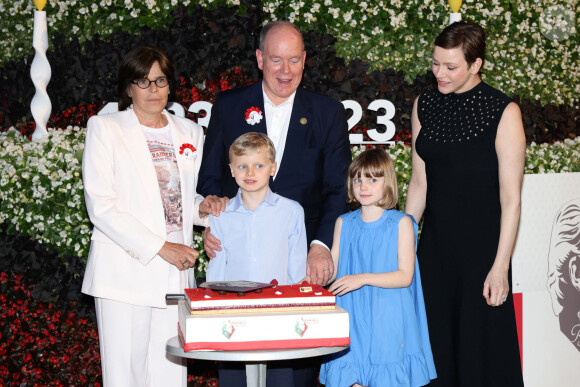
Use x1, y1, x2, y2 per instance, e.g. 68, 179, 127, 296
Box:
199, 195, 229, 218
202, 227, 222, 259
307, 244, 334, 286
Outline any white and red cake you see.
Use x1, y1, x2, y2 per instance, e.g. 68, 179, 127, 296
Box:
183, 282, 336, 315
178, 281, 350, 351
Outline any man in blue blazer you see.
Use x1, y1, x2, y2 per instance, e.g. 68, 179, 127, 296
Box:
198, 20, 351, 288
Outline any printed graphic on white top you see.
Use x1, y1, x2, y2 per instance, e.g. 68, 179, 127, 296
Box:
147, 139, 183, 234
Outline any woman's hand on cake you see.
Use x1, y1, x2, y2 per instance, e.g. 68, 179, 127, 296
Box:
328, 274, 365, 296
158, 241, 199, 270
199, 195, 229, 218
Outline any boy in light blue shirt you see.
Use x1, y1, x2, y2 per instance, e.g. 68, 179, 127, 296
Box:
206, 132, 307, 285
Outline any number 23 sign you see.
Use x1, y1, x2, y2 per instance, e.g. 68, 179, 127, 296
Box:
171, 99, 397, 145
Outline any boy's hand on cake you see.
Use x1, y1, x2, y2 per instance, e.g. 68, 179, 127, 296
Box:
307, 244, 334, 286
199, 195, 229, 218
203, 227, 222, 259
158, 241, 199, 270
328, 274, 365, 296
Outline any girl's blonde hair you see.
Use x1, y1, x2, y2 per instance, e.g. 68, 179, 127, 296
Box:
347, 148, 398, 209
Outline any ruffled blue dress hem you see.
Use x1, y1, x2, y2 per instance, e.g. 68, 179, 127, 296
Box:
321, 350, 436, 387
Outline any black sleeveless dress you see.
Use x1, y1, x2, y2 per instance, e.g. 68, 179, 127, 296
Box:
415, 81, 524, 386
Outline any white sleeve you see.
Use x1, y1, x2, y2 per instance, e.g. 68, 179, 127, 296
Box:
82, 116, 165, 265
191, 125, 209, 227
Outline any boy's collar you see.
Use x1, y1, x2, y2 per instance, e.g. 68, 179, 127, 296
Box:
231, 187, 277, 211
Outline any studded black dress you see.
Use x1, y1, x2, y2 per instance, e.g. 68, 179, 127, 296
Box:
415, 82, 524, 387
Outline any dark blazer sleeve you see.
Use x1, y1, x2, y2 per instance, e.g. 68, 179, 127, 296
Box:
312, 101, 351, 247
198, 84, 266, 198
272, 89, 351, 248
197, 92, 229, 197
198, 84, 350, 249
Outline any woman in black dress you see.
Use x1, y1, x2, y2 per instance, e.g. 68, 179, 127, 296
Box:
405, 22, 525, 386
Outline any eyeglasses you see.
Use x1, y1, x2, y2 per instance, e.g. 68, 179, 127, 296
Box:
131, 77, 169, 89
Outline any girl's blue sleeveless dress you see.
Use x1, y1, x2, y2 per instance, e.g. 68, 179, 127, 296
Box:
320, 209, 437, 387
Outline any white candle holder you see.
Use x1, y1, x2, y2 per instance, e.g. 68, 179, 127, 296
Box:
30, 10, 51, 140
449, 12, 462, 24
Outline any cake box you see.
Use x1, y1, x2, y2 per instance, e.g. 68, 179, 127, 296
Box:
177, 300, 350, 351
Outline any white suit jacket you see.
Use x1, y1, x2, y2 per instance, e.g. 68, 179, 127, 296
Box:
81, 108, 207, 308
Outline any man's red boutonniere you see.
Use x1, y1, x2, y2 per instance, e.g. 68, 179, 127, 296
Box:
245, 106, 263, 125
179, 143, 196, 160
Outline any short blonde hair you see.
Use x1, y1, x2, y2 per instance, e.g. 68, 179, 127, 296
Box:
229, 132, 276, 163
347, 148, 398, 209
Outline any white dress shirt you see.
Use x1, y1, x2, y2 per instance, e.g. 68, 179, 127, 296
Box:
262, 87, 329, 251
263, 87, 295, 180
206, 188, 307, 285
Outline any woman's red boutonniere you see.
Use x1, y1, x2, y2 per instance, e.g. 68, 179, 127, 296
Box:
179, 143, 196, 160
245, 106, 263, 125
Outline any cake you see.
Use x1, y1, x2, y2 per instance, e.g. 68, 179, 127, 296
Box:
178, 281, 350, 351
178, 301, 350, 351
184, 281, 336, 315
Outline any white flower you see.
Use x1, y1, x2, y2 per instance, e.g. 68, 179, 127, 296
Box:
343, 11, 353, 23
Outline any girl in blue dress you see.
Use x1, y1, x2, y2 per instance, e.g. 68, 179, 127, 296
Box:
320, 149, 437, 387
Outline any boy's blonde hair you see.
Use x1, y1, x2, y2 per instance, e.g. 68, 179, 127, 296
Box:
347, 148, 398, 209
229, 132, 276, 163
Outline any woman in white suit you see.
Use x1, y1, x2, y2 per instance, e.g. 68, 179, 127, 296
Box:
82, 46, 225, 386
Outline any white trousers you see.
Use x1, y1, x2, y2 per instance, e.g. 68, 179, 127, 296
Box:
95, 254, 188, 387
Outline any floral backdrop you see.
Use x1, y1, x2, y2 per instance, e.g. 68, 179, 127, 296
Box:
0, 0, 578, 385
1, 0, 578, 105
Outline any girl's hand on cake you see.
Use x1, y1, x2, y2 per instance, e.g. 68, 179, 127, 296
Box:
199, 195, 229, 218
158, 241, 199, 270
328, 274, 365, 296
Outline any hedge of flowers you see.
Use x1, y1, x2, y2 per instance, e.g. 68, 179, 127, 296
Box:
1, 1, 578, 106
1, 4, 576, 144
1, 126, 578, 278
0, 271, 102, 385
0, 269, 220, 385
265, 0, 580, 107
0, 128, 90, 258
0, 220, 218, 385
1, 1, 576, 383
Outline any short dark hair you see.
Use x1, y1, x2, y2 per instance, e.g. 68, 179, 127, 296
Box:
434, 21, 485, 68
347, 148, 398, 210
259, 20, 304, 52
117, 46, 175, 111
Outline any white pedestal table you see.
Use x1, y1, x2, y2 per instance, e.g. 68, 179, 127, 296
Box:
166, 336, 348, 387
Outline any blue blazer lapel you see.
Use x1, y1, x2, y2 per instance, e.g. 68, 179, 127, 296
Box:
117, 110, 160, 191
244, 81, 268, 136
278, 88, 313, 172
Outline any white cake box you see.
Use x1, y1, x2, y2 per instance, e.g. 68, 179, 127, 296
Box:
178, 300, 350, 351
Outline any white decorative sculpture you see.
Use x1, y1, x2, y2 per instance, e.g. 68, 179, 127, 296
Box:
448, 0, 462, 24
30, 0, 51, 140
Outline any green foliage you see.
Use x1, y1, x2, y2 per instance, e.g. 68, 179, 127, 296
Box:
0, 127, 91, 258
266, 0, 579, 107
1, 0, 577, 106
